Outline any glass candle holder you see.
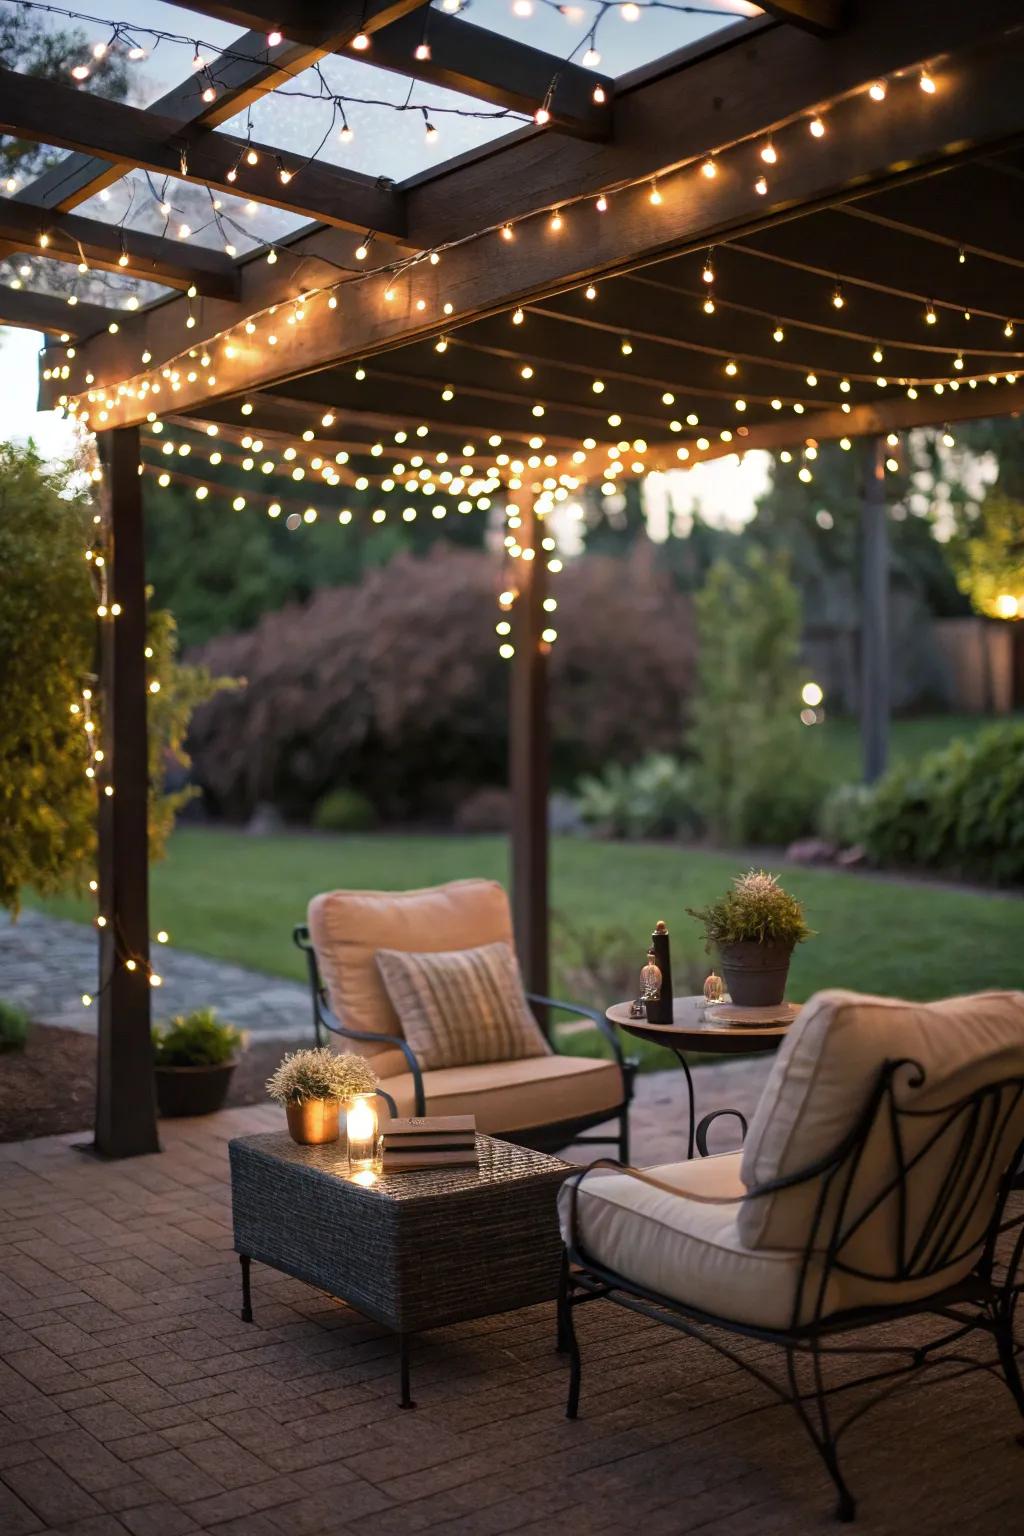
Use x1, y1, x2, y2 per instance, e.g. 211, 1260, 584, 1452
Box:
346, 1094, 379, 1173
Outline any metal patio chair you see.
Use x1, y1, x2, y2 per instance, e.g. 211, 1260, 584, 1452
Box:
557, 988, 1024, 1521
294, 877, 636, 1158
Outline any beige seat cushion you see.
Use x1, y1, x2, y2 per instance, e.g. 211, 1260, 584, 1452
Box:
382, 1053, 624, 1134
558, 1153, 976, 1331
307, 879, 514, 1075
375, 941, 550, 1070
738, 989, 1024, 1262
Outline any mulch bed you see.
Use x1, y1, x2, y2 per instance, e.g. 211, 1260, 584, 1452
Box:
0, 1026, 293, 1142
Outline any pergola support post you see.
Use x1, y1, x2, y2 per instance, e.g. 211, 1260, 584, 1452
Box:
94, 426, 160, 1159
860, 434, 890, 785
509, 504, 550, 1010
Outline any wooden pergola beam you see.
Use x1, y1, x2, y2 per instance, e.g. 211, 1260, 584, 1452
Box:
0, 285, 113, 338
360, 12, 612, 141
758, 0, 848, 35
0, 68, 407, 237
0, 197, 240, 299
17, 9, 428, 213
56, 17, 1024, 427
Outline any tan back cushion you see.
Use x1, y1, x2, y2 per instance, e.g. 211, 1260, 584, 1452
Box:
738, 990, 1024, 1261
307, 879, 514, 1074
375, 941, 551, 1070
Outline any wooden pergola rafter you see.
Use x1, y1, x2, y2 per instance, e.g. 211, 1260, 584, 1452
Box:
5, 0, 1023, 1154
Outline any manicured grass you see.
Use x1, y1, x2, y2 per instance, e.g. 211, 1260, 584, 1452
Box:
34, 828, 1023, 1069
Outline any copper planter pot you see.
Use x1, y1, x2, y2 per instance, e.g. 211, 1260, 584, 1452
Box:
286, 1097, 341, 1145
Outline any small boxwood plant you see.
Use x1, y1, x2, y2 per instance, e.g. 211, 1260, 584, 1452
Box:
0, 1000, 30, 1052
152, 1008, 242, 1067
688, 869, 812, 950
266, 1047, 378, 1106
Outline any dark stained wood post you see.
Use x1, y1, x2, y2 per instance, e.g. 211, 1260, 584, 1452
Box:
95, 426, 160, 1158
509, 502, 550, 1005
860, 434, 890, 784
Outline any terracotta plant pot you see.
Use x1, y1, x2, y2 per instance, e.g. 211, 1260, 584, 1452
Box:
155, 1061, 236, 1118
717, 940, 793, 1008
286, 1097, 341, 1145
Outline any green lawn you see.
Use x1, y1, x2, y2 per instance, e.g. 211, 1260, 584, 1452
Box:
816, 714, 1011, 785
34, 828, 1022, 1067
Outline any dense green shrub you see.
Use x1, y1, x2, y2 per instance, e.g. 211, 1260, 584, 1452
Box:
818, 782, 874, 848
0, 1001, 30, 1052
152, 1009, 242, 1067
312, 787, 377, 833
861, 723, 1024, 884
577, 754, 700, 840
688, 551, 826, 845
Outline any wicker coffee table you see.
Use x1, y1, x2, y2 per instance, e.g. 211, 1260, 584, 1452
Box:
229, 1131, 571, 1407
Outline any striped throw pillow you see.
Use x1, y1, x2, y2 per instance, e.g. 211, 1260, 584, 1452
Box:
374, 941, 551, 1070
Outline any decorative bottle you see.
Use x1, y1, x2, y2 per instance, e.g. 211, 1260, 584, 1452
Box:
645, 919, 674, 1024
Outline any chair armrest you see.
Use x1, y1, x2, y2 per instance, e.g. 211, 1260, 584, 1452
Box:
695, 1108, 749, 1157
525, 991, 629, 1073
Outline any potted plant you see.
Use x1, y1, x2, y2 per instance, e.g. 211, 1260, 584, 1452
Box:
0, 1000, 29, 1053
688, 869, 811, 1008
266, 1047, 379, 1146
152, 1009, 243, 1117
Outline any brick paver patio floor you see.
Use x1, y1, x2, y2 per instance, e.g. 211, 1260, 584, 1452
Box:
1, 1100, 1022, 1536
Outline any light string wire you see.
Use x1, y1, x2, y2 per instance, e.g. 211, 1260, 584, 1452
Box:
51, 54, 1024, 468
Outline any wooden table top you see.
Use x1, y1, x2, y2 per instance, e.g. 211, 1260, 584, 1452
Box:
607, 996, 792, 1055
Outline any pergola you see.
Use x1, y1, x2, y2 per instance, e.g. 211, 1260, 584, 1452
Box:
5, 0, 1023, 1154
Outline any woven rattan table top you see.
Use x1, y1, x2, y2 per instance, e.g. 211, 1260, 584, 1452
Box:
229, 1132, 570, 1203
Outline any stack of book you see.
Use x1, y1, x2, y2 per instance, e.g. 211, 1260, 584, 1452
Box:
381, 1115, 478, 1173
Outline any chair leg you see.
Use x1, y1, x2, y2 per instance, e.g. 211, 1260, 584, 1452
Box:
993, 1307, 1024, 1437
619, 1106, 630, 1166
559, 1260, 583, 1419
787, 1345, 857, 1522
556, 1250, 570, 1354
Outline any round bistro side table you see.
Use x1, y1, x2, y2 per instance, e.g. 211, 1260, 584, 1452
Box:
607, 996, 792, 1161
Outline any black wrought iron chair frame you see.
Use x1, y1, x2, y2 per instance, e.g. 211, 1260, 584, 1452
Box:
558, 1057, 1024, 1522
293, 924, 637, 1159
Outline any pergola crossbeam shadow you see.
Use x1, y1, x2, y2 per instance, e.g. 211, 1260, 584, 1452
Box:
7, 0, 1023, 1155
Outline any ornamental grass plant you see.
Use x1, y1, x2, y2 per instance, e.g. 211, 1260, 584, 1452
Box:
266, 1047, 378, 1106
688, 869, 812, 950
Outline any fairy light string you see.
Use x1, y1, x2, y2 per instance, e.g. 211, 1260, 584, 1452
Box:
74, 461, 172, 1008
52, 51, 1024, 450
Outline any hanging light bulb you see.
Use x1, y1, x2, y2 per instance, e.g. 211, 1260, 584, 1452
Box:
648, 179, 662, 205
919, 69, 936, 94
549, 209, 563, 232
582, 47, 601, 68
512, 307, 524, 325
352, 31, 370, 49
339, 122, 354, 143
760, 140, 777, 165
592, 84, 606, 104
702, 296, 715, 314
772, 324, 784, 343
809, 115, 826, 138
831, 285, 845, 309
924, 302, 937, 325
415, 41, 431, 60
621, 2, 640, 18
267, 29, 283, 45
869, 80, 887, 101
701, 156, 717, 179
424, 120, 439, 143
702, 251, 714, 283
754, 175, 768, 195
595, 193, 608, 212
246, 147, 259, 165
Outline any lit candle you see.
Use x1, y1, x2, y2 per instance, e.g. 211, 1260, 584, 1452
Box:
346, 1095, 378, 1172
